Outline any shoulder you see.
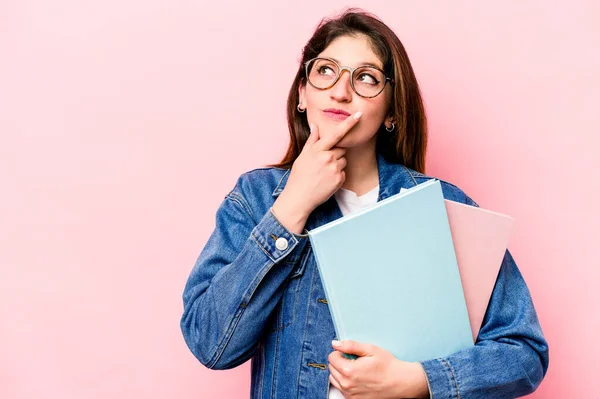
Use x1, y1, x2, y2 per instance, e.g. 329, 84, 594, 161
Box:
402, 166, 479, 207
223, 166, 289, 218
229, 166, 288, 197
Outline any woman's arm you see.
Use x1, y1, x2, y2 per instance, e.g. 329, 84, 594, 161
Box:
419, 249, 549, 398
180, 188, 309, 370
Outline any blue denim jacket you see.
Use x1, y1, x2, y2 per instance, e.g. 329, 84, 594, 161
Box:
180, 152, 549, 398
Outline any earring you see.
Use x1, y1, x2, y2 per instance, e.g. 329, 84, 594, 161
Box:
385, 122, 396, 132
297, 103, 306, 113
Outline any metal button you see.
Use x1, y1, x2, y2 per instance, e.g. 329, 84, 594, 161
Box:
275, 237, 289, 251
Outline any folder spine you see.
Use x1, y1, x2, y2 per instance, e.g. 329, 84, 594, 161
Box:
308, 239, 345, 340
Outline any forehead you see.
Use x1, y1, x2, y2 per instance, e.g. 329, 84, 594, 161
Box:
317, 35, 383, 69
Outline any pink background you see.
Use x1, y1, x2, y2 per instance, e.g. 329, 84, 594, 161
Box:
1, 1, 598, 398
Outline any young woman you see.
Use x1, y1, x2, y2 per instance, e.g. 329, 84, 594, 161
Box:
180, 9, 549, 399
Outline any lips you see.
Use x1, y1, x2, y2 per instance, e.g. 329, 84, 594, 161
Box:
323, 108, 351, 116
323, 108, 352, 121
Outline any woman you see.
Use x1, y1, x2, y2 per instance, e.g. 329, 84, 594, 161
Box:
180, 9, 549, 398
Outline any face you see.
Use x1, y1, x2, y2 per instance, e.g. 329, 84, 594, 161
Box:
299, 34, 394, 149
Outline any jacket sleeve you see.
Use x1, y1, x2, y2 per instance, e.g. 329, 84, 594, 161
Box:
180, 188, 309, 370
419, 196, 549, 398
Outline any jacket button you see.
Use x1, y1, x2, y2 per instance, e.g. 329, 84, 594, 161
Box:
275, 237, 289, 251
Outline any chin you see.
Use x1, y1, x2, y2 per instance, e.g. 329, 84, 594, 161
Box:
340, 138, 378, 152
333, 138, 352, 148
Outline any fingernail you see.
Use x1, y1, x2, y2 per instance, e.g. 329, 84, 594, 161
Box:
353, 112, 362, 120
309, 123, 314, 132
332, 340, 341, 347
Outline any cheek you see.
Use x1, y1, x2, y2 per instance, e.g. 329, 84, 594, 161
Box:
370, 97, 390, 118
361, 106, 387, 131
304, 86, 324, 107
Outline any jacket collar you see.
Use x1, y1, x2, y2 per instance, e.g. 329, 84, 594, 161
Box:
271, 152, 420, 200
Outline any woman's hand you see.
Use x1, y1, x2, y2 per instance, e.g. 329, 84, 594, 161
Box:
272, 113, 362, 233
328, 340, 430, 399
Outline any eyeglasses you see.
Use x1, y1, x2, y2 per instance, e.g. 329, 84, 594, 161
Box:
304, 57, 393, 98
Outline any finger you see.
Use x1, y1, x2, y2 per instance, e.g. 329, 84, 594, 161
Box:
332, 339, 373, 357
329, 351, 355, 379
316, 111, 362, 151
329, 372, 343, 392
336, 157, 347, 171
306, 123, 320, 145
328, 349, 359, 379
328, 364, 345, 391
337, 170, 346, 188
329, 147, 346, 160
328, 350, 346, 370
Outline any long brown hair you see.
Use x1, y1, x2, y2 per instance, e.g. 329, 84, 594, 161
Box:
269, 8, 428, 173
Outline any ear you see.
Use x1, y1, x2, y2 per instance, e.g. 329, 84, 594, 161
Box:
384, 114, 395, 129
384, 106, 396, 124
298, 82, 306, 106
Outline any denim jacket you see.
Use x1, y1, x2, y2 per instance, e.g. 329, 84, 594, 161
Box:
180, 152, 549, 398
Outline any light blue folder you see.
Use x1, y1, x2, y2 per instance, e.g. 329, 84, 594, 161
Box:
307, 179, 474, 362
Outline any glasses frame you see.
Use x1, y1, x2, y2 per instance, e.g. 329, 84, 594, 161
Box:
303, 57, 394, 99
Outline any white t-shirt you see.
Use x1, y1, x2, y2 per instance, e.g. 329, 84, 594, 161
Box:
328, 184, 379, 399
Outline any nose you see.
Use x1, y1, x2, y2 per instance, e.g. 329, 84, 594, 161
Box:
329, 68, 352, 102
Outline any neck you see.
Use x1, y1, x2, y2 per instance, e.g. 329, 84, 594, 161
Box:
340, 140, 379, 197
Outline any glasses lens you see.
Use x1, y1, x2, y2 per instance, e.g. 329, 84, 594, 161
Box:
353, 67, 386, 97
306, 58, 339, 89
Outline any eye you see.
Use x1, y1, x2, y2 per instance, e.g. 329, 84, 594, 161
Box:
317, 65, 336, 76
356, 72, 380, 85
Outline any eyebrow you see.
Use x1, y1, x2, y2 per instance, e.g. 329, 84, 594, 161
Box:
324, 56, 384, 70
